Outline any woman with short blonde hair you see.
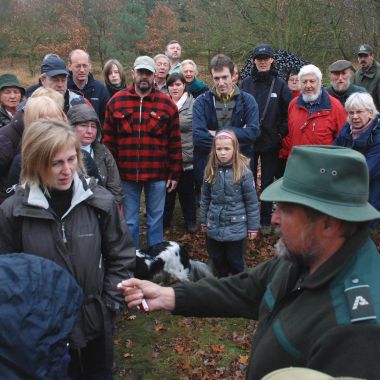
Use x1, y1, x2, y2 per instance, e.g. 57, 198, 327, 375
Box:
0, 118, 135, 379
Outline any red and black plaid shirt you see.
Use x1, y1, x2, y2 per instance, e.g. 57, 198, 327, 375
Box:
103, 85, 182, 182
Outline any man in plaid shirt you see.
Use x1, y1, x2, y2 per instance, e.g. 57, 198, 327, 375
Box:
103, 56, 182, 248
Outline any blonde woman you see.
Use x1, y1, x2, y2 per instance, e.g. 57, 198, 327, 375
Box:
0, 119, 135, 379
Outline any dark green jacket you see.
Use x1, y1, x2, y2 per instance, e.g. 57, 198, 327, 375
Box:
353, 61, 380, 110
325, 83, 367, 105
173, 226, 380, 379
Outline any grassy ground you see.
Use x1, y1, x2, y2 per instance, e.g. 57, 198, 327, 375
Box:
112, 199, 277, 380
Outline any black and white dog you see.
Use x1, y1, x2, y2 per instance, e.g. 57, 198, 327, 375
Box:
135, 241, 213, 284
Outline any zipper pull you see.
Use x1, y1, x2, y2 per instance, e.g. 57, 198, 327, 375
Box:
61, 222, 67, 244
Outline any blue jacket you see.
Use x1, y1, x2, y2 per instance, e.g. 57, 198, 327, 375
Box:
68, 72, 110, 125
200, 165, 260, 241
0, 253, 82, 379
335, 114, 380, 227
192, 89, 260, 184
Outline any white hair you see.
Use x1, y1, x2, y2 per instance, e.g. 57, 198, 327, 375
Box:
180, 59, 199, 76
298, 64, 322, 83
345, 92, 379, 119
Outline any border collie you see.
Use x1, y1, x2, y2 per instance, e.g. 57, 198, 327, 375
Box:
135, 241, 213, 284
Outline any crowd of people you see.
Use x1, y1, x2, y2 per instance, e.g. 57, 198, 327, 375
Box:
1, 40, 380, 379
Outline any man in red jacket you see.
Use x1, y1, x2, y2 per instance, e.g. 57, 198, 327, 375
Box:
283, 64, 346, 159
103, 56, 182, 248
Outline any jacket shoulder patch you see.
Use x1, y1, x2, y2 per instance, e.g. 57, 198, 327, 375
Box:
344, 284, 377, 323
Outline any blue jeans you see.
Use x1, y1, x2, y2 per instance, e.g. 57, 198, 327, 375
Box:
122, 180, 166, 248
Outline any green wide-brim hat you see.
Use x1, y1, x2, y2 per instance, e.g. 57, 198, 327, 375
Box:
0, 73, 25, 95
261, 145, 380, 222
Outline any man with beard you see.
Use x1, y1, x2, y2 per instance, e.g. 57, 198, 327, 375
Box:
241, 44, 292, 233
118, 145, 380, 380
353, 44, 380, 110
103, 56, 182, 248
285, 64, 346, 157
326, 59, 366, 105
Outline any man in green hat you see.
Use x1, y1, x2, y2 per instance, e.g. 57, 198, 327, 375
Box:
0, 73, 25, 128
118, 145, 380, 380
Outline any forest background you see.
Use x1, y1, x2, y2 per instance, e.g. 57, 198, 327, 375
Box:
3, 1, 380, 378
2, 0, 380, 85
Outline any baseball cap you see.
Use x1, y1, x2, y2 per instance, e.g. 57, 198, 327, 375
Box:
40, 55, 69, 77
133, 56, 156, 73
252, 44, 274, 59
357, 44, 373, 55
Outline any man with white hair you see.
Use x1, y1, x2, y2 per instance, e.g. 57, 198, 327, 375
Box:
153, 54, 170, 94
326, 59, 366, 105
285, 64, 346, 156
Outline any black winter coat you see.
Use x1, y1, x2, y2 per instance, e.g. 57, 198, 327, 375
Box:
241, 68, 292, 152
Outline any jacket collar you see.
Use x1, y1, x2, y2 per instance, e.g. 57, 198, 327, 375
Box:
296, 88, 331, 111
301, 225, 371, 289
24, 173, 93, 218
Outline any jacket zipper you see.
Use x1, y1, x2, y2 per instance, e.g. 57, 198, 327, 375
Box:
61, 221, 68, 244
137, 97, 143, 183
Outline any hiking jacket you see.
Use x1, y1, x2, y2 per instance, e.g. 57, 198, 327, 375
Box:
178, 93, 194, 164
68, 72, 110, 125
325, 83, 367, 106
0, 174, 135, 352
192, 88, 260, 183
173, 226, 380, 379
93, 140, 123, 205
335, 114, 380, 227
353, 61, 380, 110
200, 164, 260, 241
0, 110, 24, 203
0, 104, 12, 129
283, 89, 346, 158
0, 253, 82, 379
241, 68, 292, 152
103, 85, 182, 182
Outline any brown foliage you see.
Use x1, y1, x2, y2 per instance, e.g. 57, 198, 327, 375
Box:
136, 3, 178, 55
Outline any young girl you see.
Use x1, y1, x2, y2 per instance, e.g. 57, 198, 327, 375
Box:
200, 130, 260, 277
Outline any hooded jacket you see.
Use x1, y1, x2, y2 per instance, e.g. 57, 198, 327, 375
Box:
67, 103, 123, 204
200, 164, 260, 241
0, 174, 135, 353
0, 253, 82, 379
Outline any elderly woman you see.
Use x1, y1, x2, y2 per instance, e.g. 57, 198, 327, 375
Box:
0, 119, 135, 379
180, 59, 208, 98
0, 73, 25, 128
102, 58, 127, 97
163, 72, 197, 232
335, 92, 380, 227
68, 103, 124, 205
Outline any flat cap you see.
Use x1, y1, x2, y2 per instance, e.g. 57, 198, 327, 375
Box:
328, 60, 352, 72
